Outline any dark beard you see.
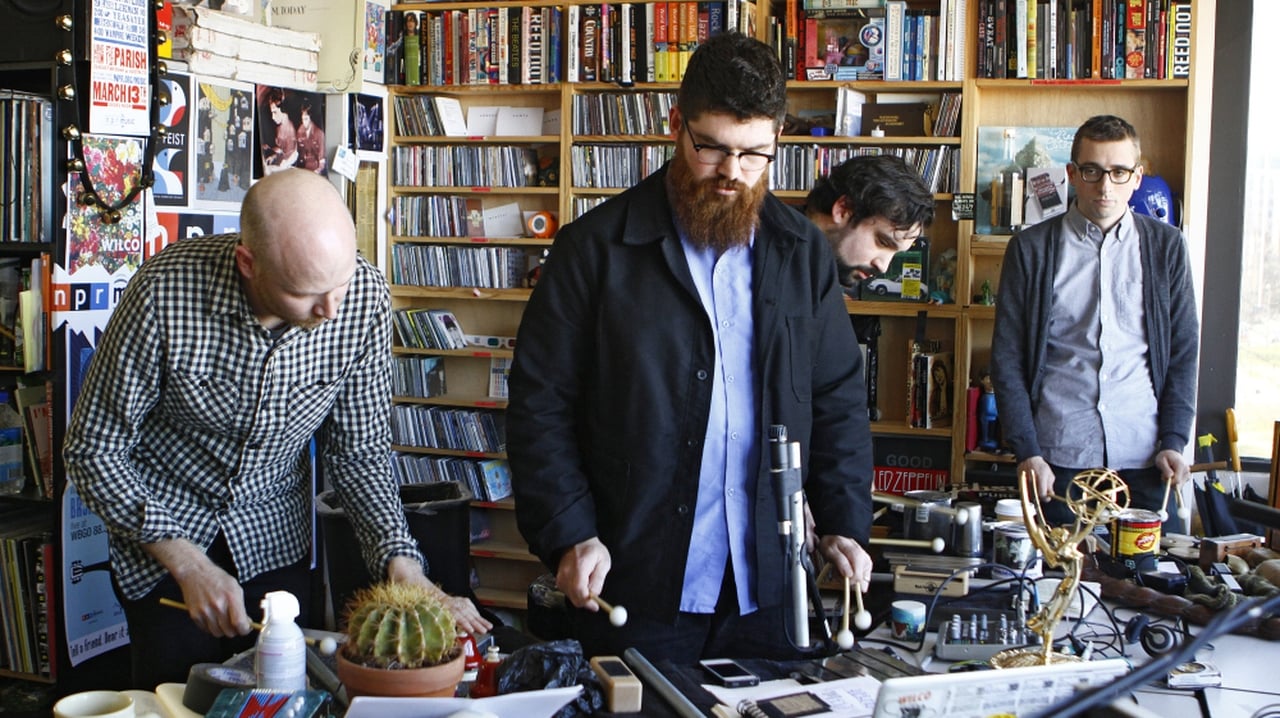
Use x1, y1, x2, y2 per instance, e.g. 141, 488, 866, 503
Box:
667, 149, 768, 253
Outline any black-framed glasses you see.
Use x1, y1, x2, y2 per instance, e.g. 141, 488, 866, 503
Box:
682, 124, 776, 171
1073, 163, 1136, 184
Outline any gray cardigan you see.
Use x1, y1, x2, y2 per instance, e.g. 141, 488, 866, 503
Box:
990, 210, 1200, 463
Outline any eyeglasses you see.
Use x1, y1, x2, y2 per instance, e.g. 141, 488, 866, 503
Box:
683, 124, 776, 171
1073, 163, 1136, 184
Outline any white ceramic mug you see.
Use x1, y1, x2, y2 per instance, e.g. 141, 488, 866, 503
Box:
52, 690, 134, 718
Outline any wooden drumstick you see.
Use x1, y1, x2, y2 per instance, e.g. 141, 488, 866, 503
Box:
1159, 478, 1174, 522
159, 597, 338, 655
836, 577, 854, 649
591, 594, 628, 627
1173, 482, 1191, 521
852, 580, 871, 631
869, 536, 945, 553
872, 492, 968, 525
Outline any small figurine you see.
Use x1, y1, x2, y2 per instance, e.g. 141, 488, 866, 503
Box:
980, 279, 996, 306
977, 371, 999, 451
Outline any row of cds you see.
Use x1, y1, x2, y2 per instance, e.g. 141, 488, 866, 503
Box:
571, 91, 676, 136
391, 145, 541, 188
570, 144, 674, 189
390, 404, 506, 454
769, 145, 959, 194
392, 244, 531, 289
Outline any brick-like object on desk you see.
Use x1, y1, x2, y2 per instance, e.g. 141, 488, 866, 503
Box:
1198, 533, 1263, 569
893, 566, 969, 597
590, 655, 643, 713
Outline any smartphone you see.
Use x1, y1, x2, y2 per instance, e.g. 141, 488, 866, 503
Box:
699, 658, 760, 688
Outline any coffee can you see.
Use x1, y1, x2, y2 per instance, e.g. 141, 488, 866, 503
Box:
1112, 509, 1161, 573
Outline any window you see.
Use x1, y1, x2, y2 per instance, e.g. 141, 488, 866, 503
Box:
1234, 3, 1280, 460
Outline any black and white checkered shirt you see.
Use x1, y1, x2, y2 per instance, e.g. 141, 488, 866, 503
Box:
64, 234, 423, 599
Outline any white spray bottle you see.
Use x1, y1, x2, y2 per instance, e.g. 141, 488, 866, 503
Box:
255, 590, 306, 692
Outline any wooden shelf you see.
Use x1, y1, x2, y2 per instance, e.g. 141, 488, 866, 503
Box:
390, 285, 532, 302
469, 540, 539, 562
391, 394, 508, 409
393, 346, 515, 360
473, 586, 529, 610
391, 445, 506, 460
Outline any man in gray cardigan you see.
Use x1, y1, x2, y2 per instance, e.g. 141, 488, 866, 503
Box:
991, 115, 1199, 528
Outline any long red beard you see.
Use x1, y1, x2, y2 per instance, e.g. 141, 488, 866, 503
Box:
667, 148, 768, 253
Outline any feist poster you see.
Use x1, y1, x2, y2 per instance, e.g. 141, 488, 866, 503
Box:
152, 71, 192, 206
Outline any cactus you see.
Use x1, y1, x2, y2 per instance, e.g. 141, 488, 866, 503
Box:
341, 582, 459, 669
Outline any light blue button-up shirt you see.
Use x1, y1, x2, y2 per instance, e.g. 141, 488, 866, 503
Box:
1037, 206, 1158, 469
678, 237, 759, 614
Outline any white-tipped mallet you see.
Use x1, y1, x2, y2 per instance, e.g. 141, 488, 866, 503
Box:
1174, 484, 1191, 521
159, 597, 339, 656
853, 579, 872, 631
869, 536, 945, 553
592, 594, 628, 627
836, 576, 855, 650
1159, 478, 1173, 522
872, 492, 967, 524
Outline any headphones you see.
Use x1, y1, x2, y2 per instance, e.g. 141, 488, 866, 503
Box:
1124, 614, 1183, 657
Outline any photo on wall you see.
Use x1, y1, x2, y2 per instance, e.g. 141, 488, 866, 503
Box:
973, 125, 1075, 235
257, 86, 328, 176
351, 92, 385, 153
193, 77, 254, 209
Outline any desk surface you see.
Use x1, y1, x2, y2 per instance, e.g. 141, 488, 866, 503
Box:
633, 597, 1280, 718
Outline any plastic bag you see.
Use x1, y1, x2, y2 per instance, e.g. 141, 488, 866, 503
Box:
494, 639, 605, 717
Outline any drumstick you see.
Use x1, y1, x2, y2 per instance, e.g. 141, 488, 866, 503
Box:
159, 597, 338, 655
591, 594, 629, 627
836, 577, 854, 650
872, 492, 968, 525
1159, 478, 1173, 522
852, 579, 871, 630
869, 536, 945, 553
1174, 483, 1191, 521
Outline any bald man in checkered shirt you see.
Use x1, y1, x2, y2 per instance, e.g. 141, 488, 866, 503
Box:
64, 169, 489, 689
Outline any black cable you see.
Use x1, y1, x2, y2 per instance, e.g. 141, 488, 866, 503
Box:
1030, 591, 1280, 718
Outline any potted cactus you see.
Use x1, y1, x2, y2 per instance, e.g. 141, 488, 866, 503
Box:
335, 581, 465, 699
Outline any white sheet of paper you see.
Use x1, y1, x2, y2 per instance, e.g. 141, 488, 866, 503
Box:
345, 685, 582, 718
466, 106, 501, 136
704, 674, 881, 718
495, 106, 544, 136
482, 202, 525, 237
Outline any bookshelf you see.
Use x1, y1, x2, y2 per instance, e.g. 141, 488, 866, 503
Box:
383, 0, 1215, 612
0, 60, 64, 684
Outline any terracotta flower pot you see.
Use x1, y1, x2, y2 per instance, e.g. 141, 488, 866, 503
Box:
336, 648, 466, 699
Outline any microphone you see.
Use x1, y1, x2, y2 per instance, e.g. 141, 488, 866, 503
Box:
770, 424, 809, 649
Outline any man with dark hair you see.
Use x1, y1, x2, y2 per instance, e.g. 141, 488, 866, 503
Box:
507, 32, 874, 664
991, 114, 1198, 528
805, 154, 936, 288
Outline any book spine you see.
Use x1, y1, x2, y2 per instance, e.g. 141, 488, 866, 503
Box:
681, 1, 698, 77
491, 8, 503, 84
565, 5, 580, 83
1025, 0, 1037, 78
654, 2, 669, 82
1124, 0, 1145, 78
548, 6, 561, 83
620, 2, 633, 83
1168, 0, 1190, 78
643, 3, 655, 82
1152, 0, 1162, 77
